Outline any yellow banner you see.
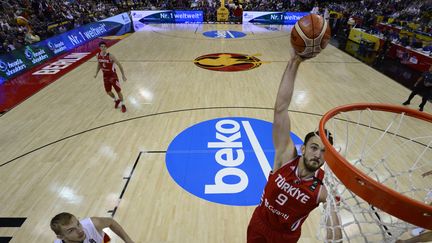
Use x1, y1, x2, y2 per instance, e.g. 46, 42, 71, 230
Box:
345, 41, 376, 64
348, 28, 381, 51
47, 21, 70, 30
376, 16, 384, 23
329, 11, 343, 19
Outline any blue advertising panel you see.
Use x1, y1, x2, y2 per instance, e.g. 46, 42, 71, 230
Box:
131, 10, 203, 31
242, 11, 309, 25
243, 11, 285, 24
283, 12, 309, 24
0, 12, 131, 83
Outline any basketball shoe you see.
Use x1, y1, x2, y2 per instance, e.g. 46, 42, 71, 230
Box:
115, 99, 121, 109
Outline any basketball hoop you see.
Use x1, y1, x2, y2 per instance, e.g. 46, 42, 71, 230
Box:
318, 103, 432, 242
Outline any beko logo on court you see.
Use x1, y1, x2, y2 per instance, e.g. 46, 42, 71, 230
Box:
166, 117, 303, 206
203, 30, 246, 39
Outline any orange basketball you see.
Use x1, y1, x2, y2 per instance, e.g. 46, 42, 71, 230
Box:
290, 14, 331, 58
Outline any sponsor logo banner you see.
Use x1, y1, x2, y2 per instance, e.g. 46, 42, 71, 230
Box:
0, 38, 120, 113
242, 11, 308, 25
0, 12, 131, 83
131, 10, 203, 31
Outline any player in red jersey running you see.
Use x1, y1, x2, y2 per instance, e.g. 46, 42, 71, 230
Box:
94, 41, 127, 113
247, 51, 342, 243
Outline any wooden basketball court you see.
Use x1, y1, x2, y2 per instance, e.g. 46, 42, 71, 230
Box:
0, 23, 430, 242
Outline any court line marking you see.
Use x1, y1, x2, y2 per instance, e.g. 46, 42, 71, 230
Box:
108, 152, 142, 217
0, 217, 26, 242
242, 121, 272, 179
150, 30, 291, 41
0, 107, 272, 168
86, 60, 361, 64
0, 106, 426, 168
226, 31, 235, 38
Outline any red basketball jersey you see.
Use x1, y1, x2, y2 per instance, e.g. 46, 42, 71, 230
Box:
97, 52, 116, 76
256, 156, 324, 233
104, 233, 111, 243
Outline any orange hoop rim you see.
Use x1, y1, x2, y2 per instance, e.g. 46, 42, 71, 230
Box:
319, 103, 432, 230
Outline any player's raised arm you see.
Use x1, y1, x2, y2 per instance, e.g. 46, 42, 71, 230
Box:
91, 217, 134, 243
272, 53, 303, 171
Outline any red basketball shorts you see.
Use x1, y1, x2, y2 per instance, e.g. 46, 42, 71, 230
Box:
247, 208, 301, 243
103, 74, 121, 92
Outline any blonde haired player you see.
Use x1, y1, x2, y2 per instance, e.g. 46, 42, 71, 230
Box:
50, 212, 134, 243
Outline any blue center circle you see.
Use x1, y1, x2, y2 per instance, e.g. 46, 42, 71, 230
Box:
203, 30, 246, 39
165, 117, 303, 206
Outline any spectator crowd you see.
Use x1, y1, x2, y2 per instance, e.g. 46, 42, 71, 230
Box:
0, 0, 431, 55
0, 0, 121, 54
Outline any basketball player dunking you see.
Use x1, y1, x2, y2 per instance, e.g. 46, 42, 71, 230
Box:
94, 41, 127, 113
246, 51, 342, 243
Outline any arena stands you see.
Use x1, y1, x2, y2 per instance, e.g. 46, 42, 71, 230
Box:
0, 0, 122, 54
0, 0, 431, 87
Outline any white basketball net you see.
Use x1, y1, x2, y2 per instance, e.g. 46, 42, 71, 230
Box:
318, 107, 432, 242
